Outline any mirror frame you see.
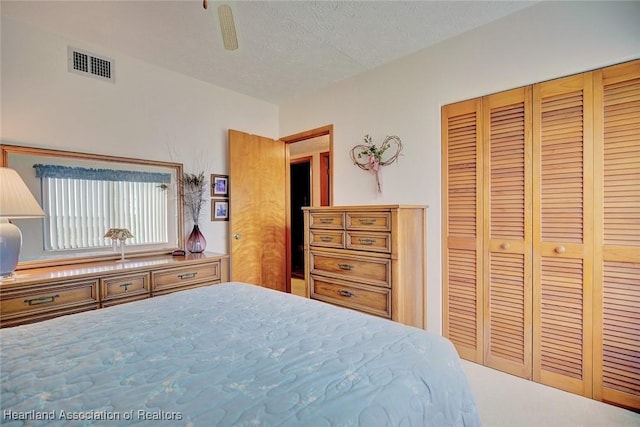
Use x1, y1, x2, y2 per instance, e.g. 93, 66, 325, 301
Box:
0, 144, 185, 270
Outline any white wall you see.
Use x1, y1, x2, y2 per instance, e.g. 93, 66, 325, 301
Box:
1, 16, 279, 255
279, 1, 640, 333
3, 2, 639, 334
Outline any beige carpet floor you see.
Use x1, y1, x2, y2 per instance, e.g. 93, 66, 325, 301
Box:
462, 360, 639, 427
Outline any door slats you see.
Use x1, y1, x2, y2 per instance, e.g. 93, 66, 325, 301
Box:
484, 88, 532, 378
443, 59, 640, 409
594, 61, 640, 410
443, 100, 483, 362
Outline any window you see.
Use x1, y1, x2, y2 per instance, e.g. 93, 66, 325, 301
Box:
34, 164, 170, 251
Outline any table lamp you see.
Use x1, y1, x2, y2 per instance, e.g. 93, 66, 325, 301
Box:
104, 228, 134, 262
0, 167, 46, 278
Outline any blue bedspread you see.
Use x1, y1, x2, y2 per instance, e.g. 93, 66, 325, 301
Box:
1, 282, 480, 426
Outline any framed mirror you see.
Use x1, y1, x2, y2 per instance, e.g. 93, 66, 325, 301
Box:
1, 144, 184, 269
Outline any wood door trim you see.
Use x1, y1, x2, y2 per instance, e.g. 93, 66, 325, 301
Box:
290, 156, 313, 164
281, 124, 333, 143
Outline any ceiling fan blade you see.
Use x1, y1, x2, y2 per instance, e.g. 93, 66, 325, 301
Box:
217, 4, 238, 51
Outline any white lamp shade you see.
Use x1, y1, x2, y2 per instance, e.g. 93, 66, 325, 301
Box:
0, 167, 45, 218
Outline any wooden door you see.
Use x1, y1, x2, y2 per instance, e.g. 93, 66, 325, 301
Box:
532, 73, 594, 397
320, 151, 330, 206
228, 129, 287, 291
593, 59, 640, 410
442, 98, 484, 363
483, 87, 533, 379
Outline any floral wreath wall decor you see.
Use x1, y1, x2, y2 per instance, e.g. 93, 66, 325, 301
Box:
350, 134, 403, 193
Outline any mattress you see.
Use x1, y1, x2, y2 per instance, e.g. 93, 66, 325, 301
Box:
1, 282, 480, 426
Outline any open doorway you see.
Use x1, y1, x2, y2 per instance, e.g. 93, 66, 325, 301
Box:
283, 125, 333, 297
290, 158, 311, 279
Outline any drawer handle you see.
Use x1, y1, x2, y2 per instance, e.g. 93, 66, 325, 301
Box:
358, 218, 376, 225
24, 295, 60, 306
338, 290, 355, 298
178, 272, 197, 280
337, 263, 354, 271
358, 238, 376, 246
319, 218, 334, 224
320, 236, 334, 242
119, 282, 132, 292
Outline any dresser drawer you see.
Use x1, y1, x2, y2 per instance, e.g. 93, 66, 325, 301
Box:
346, 231, 391, 253
309, 229, 345, 248
309, 211, 345, 229
101, 294, 150, 308
346, 211, 391, 231
101, 272, 150, 302
311, 276, 391, 319
0, 279, 99, 322
310, 251, 390, 287
152, 261, 220, 293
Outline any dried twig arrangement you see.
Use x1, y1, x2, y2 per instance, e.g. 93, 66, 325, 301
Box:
350, 134, 403, 193
181, 172, 207, 224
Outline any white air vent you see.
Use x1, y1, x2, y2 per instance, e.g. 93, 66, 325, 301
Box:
68, 47, 115, 83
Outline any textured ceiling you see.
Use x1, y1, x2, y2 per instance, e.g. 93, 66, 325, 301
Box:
1, 0, 537, 104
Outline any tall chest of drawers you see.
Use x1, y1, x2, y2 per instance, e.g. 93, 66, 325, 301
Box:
303, 205, 426, 328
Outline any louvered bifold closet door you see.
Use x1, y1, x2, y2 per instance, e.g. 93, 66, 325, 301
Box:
532, 73, 594, 397
483, 88, 533, 379
442, 99, 484, 362
593, 59, 640, 410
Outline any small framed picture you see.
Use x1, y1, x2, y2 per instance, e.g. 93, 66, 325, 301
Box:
211, 174, 229, 197
212, 199, 229, 221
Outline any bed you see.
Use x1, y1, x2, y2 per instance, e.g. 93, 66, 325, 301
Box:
1, 282, 480, 426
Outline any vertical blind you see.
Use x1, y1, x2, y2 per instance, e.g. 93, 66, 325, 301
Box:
34, 164, 170, 251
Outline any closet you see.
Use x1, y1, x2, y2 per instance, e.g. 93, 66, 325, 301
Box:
442, 59, 639, 410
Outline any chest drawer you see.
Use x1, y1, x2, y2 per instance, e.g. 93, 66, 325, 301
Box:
309, 229, 345, 248
310, 276, 391, 319
101, 272, 150, 301
346, 211, 391, 231
152, 261, 220, 293
309, 211, 345, 229
346, 231, 391, 253
0, 279, 99, 320
310, 251, 390, 287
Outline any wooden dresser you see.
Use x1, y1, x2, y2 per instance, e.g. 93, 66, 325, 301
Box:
0, 252, 229, 328
303, 205, 426, 328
